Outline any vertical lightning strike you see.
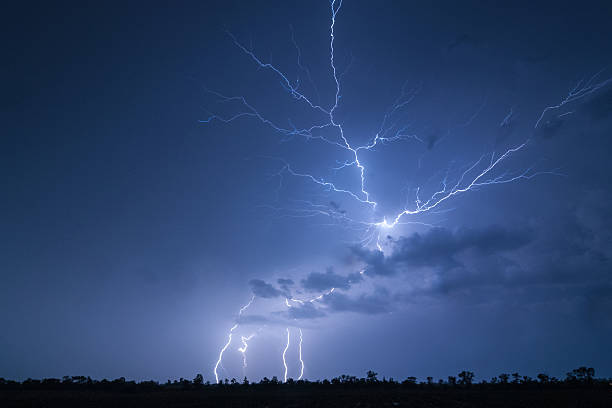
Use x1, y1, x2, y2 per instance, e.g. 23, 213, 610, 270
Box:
284, 295, 306, 381
213, 323, 238, 384
297, 328, 304, 380
213, 295, 255, 383
282, 327, 291, 382
328, 0, 377, 209
238, 333, 256, 376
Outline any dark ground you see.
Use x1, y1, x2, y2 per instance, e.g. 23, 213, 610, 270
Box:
2, 387, 611, 408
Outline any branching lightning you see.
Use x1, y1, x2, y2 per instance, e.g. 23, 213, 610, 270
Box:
203, 0, 612, 382
535, 70, 612, 128
213, 295, 255, 383
201, 0, 588, 241
287, 287, 336, 305
238, 334, 256, 371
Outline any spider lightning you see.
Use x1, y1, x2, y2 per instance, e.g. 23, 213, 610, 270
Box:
200, 0, 581, 237
203, 0, 611, 382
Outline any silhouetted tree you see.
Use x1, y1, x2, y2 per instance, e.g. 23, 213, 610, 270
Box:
402, 376, 417, 385
537, 373, 549, 383
366, 370, 378, 383
193, 374, 203, 385
569, 367, 595, 384
458, 371, 474, 385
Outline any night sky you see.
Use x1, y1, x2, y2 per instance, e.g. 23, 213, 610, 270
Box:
2, 1, 612, 383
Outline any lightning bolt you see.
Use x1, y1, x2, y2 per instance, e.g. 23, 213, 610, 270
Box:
213, 323, 237, 384
282, 327, 290, 382
372, 142, 564, 229
298, 328, 304, 380
284, 297, 310, 382
535, 70, 612, 128
239, 295, 255, 315
213, 295, 255, 383
238, 333, 256, 377
287, 287, 335, 305
201, 0, 590, 242
204, 0, 612, 380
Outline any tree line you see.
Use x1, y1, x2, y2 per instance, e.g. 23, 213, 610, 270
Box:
1, 366, 608, 391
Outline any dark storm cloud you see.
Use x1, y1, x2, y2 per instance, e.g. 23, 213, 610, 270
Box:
340, 206, 611, 315
300, 267, 363, 292
322, 289, 391, 315
277, 278, 294, 293
277, 278, 294, 286
354, 225, 533, 277
248, 279, 283, 298
390, 193, 612, 311
419, 225, 611, 307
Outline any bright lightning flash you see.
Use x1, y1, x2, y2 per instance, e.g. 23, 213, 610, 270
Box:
282, 327, 290, 382
238, 334, 255, 369
298, 328, 304, 380
213, 295, 255, 383
201, 0, 580, 244
203, 0, 612, 382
